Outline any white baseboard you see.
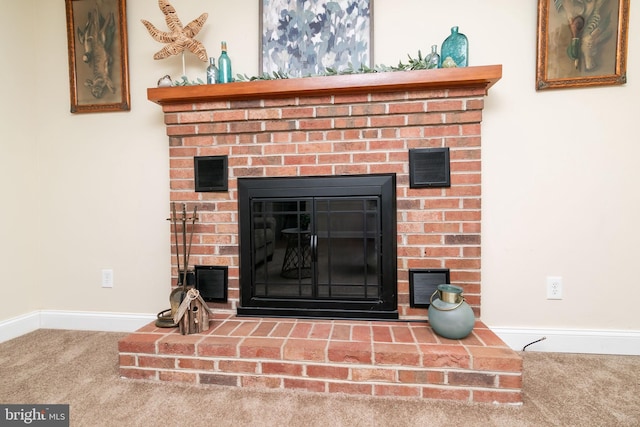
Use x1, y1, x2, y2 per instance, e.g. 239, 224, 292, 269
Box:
0, 310, 155, 344
490, 327, 640, 355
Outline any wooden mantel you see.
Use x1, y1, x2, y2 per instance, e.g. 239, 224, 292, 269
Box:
147, 65, 502, 106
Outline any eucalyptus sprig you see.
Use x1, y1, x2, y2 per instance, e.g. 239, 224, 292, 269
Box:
172, 75, 205, 86
175, 50, 437, 85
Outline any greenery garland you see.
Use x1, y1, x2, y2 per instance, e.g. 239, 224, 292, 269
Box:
235, 50, 438, 82
170, 50, 439, 86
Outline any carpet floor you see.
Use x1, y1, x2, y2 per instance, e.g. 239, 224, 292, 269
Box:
0, 329, 638, 426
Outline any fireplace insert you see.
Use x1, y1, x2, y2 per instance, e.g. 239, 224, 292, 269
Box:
238, 174, 397, 319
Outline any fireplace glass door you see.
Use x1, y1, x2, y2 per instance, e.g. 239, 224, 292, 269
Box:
238, 175, 397, 319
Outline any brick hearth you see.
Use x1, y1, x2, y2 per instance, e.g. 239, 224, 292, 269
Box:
119, 315, 522, 404
118, 65, 523, 404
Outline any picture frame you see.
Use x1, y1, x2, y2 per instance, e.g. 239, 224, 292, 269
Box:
65, 0, 130, 113
259, 0, 373, 78
536, 0, 630, 91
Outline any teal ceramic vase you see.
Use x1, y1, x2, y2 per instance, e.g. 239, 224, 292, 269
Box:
428, 284, 475, 339
440, 26, 468, 68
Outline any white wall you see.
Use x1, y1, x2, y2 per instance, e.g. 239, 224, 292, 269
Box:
1, 1, 638, 340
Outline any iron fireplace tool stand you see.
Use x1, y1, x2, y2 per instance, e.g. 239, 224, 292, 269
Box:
155, 203, 198, 327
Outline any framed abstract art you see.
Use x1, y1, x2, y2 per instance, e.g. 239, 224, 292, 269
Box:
260, 0, 373, 77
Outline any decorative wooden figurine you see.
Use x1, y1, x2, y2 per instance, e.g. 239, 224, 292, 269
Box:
173, 288, 212, 335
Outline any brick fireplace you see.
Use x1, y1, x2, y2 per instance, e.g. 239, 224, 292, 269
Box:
118, 65, 523, 404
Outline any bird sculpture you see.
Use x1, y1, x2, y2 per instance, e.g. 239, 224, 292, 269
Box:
141, 0, 208, 62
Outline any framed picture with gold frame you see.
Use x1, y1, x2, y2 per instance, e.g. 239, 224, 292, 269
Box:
536, 0, 630, 90
65, 0, 130, 113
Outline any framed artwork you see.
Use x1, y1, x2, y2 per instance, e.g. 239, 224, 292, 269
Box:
536, 0, 630, 90
65, 0, 130, 113
260, 0, 373, 77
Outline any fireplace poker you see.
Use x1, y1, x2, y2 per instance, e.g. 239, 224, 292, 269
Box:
181, 204, 198, 291
171, 202, 181, 286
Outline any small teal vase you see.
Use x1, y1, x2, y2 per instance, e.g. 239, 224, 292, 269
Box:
440, 26, 468, 68
428, 284, 475, 339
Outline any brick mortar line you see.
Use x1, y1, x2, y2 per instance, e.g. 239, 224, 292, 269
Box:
122, 367, 521, 393
121, 352, 519, 375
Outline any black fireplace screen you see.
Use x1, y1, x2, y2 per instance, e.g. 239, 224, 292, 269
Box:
238, 174, 398, 319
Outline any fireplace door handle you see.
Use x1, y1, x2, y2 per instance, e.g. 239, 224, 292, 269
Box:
310, 234, 318, 262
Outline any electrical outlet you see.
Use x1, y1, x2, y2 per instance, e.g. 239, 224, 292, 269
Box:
546, 276, 562, 299
101, 269, 114, 288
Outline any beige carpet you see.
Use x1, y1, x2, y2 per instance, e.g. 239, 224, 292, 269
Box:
0, 329, 638, 426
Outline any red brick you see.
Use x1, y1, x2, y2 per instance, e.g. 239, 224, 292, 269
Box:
118, 333, 161, 354
499, 374, 523, 389
239, 338, 284, 359
328, 382, 373, 395
281, 107, 315, 119
198, 336, 241, 357
352, 367, 395, 382
219, 360, 259, 373
328, 341, 372, 364
448, 372, 496, 387
351, 325, 372, 342
159, 371, 197, 383
261, 362, 302, 376
177, 358, 215, 370
423, 386, 470, 401
420, 344, 471, 368
298, 119, 332, 130
316, 105, 350, 117
200, 373, 239, 386
241, 375, 281, 389
119, 354, 136, 367
374, 343, 421, 366
374, 384, 421, 397
138, 356, 176, 369
157, 335, 199, 356
398, 369, 444, 385
427, 100, 464, 112
467, 346, 522, 372
283, 339, 326, 362
306, 365, 349, 380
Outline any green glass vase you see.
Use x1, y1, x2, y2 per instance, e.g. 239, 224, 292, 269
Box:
428, 284, 475, 339
440, 26, 468, 68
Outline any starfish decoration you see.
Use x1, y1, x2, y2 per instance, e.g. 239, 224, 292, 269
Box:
141, 0, 208, 62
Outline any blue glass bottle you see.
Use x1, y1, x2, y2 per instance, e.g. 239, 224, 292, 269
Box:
217, 41, 233, 83
440, 26, 468, 68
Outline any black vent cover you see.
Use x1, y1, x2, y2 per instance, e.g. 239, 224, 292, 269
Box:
194, 156, 228, 192
409, 268, 450, 308
195, 265, 228, 302
409, 148, 450, 188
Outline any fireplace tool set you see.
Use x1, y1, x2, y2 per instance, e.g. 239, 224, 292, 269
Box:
156, 203, 212, 334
